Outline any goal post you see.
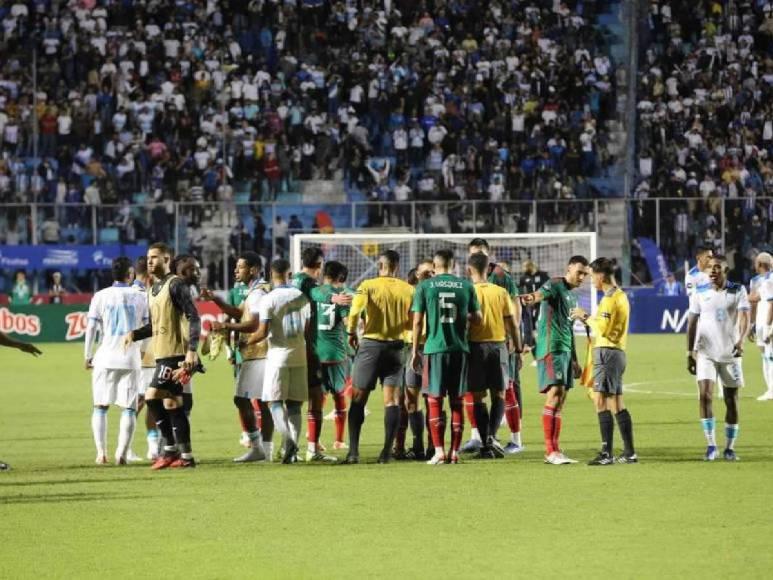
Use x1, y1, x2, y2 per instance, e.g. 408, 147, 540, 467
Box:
292, 232, 598, 313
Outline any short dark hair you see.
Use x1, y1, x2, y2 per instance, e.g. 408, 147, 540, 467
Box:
149, 242, 172, 255
468, 251, 489, 274
239, 251, 262, 270
112, 256, 133, 282
171, 254, 192, 275
568, 255, 589, 267
406, 268, 418, 286
380, 250, 400, 269
589, 257, 615, 278
134, 256, 148, 277
696, 246, 713, 258
301, 247, 324, 269
468, 238, 489, 251
710, 253, 728, 263
323, 260, 347, 283
271, 258, 291, 276
435, 249, 454, 267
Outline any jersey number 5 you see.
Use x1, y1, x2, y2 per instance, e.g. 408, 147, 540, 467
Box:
439, 293, 457, 324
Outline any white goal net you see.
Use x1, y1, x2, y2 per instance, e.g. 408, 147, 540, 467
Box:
292, 233, 597, 313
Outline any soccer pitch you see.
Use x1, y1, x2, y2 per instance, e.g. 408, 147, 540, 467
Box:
1, 336, 772, 579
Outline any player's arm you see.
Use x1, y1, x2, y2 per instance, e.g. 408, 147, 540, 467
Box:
0, 331, 42, 356
410, 283, 425, 372
213, 316, 260, 334
749, 286, 759, 340
201, 287, 242, 319
346, 285, 368, 349
504, 294, 522, 353
766, 297, 773, 344
245, 320, 270, 345
84, 317, 100, 369
169, 279, 200, 371
519, 289, 545, 306
734, 289, 751, 356
467, 283, 482, 325
570, 329, 581, 379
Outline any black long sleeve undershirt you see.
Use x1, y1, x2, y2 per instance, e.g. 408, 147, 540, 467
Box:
131, 276, 201, 351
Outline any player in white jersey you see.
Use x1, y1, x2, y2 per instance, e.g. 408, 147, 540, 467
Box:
218, 259, 311, 464
685, 246, 713, 297
687, 255, 750, 462
748, 252, 773, 401
84, 257, 149, 465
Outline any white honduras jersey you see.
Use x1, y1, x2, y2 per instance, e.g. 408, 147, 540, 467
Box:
685, 265, 711, 297
689, 282, 750, 362
258, 285, 310, 368
87, 283, 149, 369
750, 272, 773, 331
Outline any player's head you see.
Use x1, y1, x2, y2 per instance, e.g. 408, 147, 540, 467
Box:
270, 258, 292, 284
523, 259, 536, 274
467, 251, 489, 280
323, 260, 347, 286
175, 254, 202, 288
378, 250, 400, 276
565, 255, 589, 288
134, 256, 148, 280
708, 254, 729, 287
589, 257, 616, 291
111, 256, 134, 283
406, 268, 419, 286
696, 246, 714, 271
755, 252, 772, 274
468, 238, 490, 256
52, 271, 62, 284
235, 251, 262, 284
433, 249, 455, 274
301, 247, 324, 278
416, 259, 434, 281
147, 242, 172, 278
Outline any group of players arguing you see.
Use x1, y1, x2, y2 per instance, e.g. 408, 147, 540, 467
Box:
73, 238, 769, 471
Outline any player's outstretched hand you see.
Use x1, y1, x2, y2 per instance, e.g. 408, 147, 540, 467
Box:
411, 352, 421, 374
184, 350, 199, 371
687, 353, 696, 375
348, 333, 359, 351
516, 353, 523, 371
569, 307, 588, 321
122, 332, 134, 351
732, 342, 744, 358
332, 293, 353, 307
20, 342, 42, 357
210, 320, 227, 333
520, 293, 536, 306
200, 287, 215, 301
84, 359, 93, 370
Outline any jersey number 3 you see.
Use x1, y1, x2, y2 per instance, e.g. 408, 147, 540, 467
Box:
318, 303, 337, 331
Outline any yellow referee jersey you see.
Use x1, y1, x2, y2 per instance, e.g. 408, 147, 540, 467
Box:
347, 276, 414, 341
587, 287, 629, 351
470, 282, 515, 342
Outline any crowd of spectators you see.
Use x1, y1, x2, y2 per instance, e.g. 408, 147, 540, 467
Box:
635, 0, 773, 278
0, 0, 622, 249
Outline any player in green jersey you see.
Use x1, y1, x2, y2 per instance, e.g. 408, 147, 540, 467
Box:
464, 238, 525, 455
520, 255, 589, 465
310, 261, 352, 451
411, 249, 481, 465
292, 247, 352, 460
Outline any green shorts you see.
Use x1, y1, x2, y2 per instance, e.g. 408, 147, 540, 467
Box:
321, 361, 349, 394
422, 352, 468, 398
537, 351, 574, 393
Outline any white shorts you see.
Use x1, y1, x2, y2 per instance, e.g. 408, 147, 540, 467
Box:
263, 362, 308, 403
92, 368, 139, 409
236, 359, 266, 399
696, 355, 744, 389
139, 368, 155, 396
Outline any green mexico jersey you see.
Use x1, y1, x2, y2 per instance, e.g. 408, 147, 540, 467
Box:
535, 278, 577, 359
292, 272, 317, 300
411, 274, 479, 355
228, 281, 250, 307
488, 269, 519, 298
310, 284, 351, 363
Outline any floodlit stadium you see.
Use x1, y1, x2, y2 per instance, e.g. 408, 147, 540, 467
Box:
1, 1, 772, 577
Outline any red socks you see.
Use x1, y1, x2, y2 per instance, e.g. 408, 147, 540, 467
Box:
450, 397, 463, 454
252, 399, 262, 431
505, 384, 521, 434
333, 392, 347, 443
542, 405, 561, 454
428, 396, 444, 451
307, 410, 323, 444
463, 392, 477, 428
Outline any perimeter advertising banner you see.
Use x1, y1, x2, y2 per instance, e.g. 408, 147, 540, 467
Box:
0, 303, 225, 343
0, 245, 147, 271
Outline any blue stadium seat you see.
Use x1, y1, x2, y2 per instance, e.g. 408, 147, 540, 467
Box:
99, 227, 120, 243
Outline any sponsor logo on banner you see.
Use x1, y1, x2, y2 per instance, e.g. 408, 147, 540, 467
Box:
0, 250, 30, 268
91, 250, 113, 267
661, 309, 689, 333
65, 312, 88, 340
0, 307, 41, 336
42, 249, 79, 267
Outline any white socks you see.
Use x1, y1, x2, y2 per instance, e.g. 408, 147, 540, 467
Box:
116, 409, 137, 461
92, 408, 108, 457
287, 403, 302, 446
469, 427, 481, 442
270, 403, 291, 451
764, 357, 773, 395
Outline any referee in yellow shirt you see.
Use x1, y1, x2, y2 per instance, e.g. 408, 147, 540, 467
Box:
344, 250, 415, 464
570, 257, 637, 465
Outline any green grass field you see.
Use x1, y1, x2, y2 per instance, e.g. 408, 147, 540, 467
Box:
1, 335, 772, 579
